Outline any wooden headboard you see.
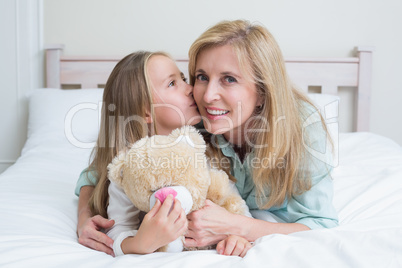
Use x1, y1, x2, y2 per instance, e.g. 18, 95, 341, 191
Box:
44, 44, 373, 132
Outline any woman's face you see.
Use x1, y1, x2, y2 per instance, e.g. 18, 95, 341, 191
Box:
147, 55, 201, 135
193, 45, 260, 145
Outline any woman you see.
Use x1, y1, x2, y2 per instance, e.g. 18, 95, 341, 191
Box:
184, 19, 338, 248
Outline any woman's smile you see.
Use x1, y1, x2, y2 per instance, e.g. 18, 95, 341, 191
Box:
205, 107, 230, 118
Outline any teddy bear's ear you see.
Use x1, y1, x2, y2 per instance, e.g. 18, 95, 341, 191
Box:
107, 150, 127, 187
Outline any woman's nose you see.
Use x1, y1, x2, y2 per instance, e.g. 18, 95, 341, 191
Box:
203, 80, 220, 103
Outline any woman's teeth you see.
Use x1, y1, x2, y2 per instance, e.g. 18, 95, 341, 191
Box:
207, 109, 229, 115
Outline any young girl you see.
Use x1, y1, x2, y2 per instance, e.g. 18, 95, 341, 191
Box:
183, 20, 339, 248
76, 51, 252, 257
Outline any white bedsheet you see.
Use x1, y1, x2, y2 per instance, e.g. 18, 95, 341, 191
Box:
1, 131, 401, 267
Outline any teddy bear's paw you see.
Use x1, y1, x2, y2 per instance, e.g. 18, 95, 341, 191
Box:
156, 245, 169, 252
221, 196, 246, 215
164, 237, 184, 252
183, 245, 215, 251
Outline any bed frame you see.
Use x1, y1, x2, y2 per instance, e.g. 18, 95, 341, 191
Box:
44, 44, 373, 132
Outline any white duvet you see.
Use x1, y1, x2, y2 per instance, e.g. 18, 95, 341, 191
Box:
0, 89, 401, 267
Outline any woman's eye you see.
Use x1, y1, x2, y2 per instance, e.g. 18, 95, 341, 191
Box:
168, 81, 176, 87
224, 76, 237, 83
196, 74, 208, 81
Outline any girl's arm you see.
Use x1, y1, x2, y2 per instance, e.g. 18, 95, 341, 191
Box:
77, 186, 115, 255
107, 181, 187, 255
184, 200, 309, 247
121, 195, 188, 254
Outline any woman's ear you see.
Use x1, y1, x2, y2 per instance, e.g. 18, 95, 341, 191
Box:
256, 99, 264, 110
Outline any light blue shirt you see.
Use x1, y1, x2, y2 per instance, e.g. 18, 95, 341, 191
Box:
75, 168, 97, 196
213, 106, 338, 229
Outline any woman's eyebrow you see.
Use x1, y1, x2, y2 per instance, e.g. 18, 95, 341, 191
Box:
221, 71, 241, 79
195, 69, 206, 74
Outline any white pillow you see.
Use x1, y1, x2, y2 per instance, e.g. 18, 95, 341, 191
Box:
27, 88, 104, 148
25, 89, 339, 165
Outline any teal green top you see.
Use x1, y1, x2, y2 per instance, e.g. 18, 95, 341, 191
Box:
212, 102, 338, 229
215, 133, 338, 230
75, 168, 97, 196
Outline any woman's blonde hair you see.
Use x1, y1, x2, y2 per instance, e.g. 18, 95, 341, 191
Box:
88, 51, 170, 217
189, 20, 331, 209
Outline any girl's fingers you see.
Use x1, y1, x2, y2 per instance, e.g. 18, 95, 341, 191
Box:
223, 238, 236, 256
176, 210, 188, 235
158, 194, 174, 216
216, 236, 251, 257
216, 239, 225, 255
230, 242, 245, 257
169, 198, 183, 219
240, 243, 252, 258
147, 199, 161, 217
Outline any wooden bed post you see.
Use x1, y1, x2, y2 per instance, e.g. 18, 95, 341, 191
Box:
44, 44, 64, 88
356, 46, 374, 132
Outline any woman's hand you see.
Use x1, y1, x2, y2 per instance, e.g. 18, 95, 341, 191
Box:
123, 194, 188, 254
78, 215, 115, 256
77, 186, 115, 256
184, 199, 237, 248
184, 200, 311, 249
216, 235, 252, 257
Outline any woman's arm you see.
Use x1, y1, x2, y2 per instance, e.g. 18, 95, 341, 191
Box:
184, 200, 309, 247
77, 186, 115, 255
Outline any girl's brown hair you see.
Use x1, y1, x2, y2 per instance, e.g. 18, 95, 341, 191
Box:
88, 51, 170, 217
189, 20, 332, 209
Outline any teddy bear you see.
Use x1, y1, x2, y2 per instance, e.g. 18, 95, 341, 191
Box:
107, 125, 248, 252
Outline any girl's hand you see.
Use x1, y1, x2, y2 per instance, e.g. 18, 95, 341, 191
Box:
216, 235, 252, 257
132, 194, 188, 254
184, 199, 235, 247
78, 215, 115, 256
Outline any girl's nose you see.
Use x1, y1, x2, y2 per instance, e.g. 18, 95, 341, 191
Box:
185, 83, 193, 96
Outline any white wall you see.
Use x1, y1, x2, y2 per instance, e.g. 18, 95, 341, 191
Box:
43, 0, 402, 145
1, 0, 401, 174
0, 0, 43, 174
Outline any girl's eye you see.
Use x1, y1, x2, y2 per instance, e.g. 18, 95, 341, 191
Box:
168, 81, 176, 87
182, 77, 188, 83
196, 74, 208, 81
224, 76, 237, 83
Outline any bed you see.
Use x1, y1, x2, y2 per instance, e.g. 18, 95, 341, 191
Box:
0, 44, 401, 267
